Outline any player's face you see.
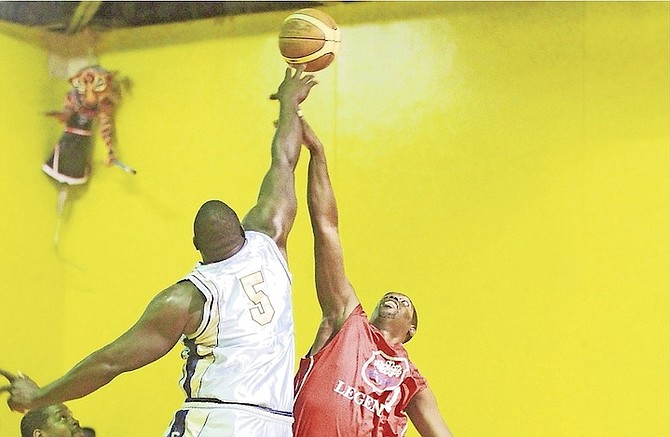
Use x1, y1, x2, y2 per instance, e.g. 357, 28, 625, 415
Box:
373, 292, 414, 324
39, 404, 84, 437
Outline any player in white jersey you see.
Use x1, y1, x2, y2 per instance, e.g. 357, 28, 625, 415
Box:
1, 66, 317, 437
166, 230, 295, 436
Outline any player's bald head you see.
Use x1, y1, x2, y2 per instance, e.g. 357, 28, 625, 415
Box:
193, 200, 243, 253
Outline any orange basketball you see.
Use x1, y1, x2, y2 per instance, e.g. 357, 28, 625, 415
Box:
278, 9, 341, 72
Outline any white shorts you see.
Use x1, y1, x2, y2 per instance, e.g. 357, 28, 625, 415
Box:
164, 400, 293, 437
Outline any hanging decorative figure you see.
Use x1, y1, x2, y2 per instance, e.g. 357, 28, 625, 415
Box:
43, 65, 135, 244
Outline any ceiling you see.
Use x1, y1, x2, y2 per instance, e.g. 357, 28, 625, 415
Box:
0, 1, 327, 34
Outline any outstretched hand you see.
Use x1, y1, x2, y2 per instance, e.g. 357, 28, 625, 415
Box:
269, 65, 317, 106
0, 368, 40, 413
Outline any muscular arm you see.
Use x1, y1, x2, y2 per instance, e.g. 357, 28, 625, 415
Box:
1, 281, 204, 412
303, 119, 360, 355
405, 387, 454, 437
242, 67, 316, 259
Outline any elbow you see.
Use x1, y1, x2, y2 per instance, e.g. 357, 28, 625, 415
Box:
92, 354, 128, 381
313, 221, 339, 238
308, 209, 338, 232
89, 349, 138, 380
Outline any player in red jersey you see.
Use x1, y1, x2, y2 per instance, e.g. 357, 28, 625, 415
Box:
293, 119, 454, 437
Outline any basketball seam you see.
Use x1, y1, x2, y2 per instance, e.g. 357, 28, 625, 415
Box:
279, 36, 329, 41
279, 11, 341, 68
283, 13, 341, 42
281, 37, 338, 63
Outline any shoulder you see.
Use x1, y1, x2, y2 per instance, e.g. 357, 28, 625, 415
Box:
245, 229, 283, 249
245, 230, 289, 267
338, 304, 366, 331
406, 359, 427, 391
152, 281, 203, 313
245, 230, 271, 243
309, 304, 365, 356
244, 230, 279, 254
150, 281, 205, 335
337, 304, 368, 336
348, 304, 366, 320
164, 279, 200, 296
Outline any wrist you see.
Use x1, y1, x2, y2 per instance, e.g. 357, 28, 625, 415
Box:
279, 102, 303, 118
279, 98, 301, 111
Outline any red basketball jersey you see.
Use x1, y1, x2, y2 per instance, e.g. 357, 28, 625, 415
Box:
293, 305, 427, 436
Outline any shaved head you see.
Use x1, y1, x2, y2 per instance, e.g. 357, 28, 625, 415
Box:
21, 404, 82, 437
193, 200, 245, 263
21, 406, 52, 437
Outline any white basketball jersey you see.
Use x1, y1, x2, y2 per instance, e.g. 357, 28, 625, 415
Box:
178, 230, 294, 414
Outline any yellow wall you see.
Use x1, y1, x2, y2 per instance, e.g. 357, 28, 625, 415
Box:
0, 2, 668, 436
0, 32, 65, 434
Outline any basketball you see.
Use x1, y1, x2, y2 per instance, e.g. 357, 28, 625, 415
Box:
278, 9, 341, 72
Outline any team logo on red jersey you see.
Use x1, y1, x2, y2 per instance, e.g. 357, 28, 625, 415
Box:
361, 351, 410, 393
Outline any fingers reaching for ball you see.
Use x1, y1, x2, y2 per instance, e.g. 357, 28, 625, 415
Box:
270, 65, 318, 105
0, 368, 40, 413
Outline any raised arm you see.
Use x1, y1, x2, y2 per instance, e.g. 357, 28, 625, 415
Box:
242, 66, 316, 259
0, 282, 204, 413
405, 387, 454, 437
302, 119, 360, 355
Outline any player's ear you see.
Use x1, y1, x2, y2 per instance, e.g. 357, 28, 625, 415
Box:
404, 325, 417, 343
33, 430, 42, 437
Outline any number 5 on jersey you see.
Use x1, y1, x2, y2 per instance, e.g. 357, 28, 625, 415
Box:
239, 271, 275, 325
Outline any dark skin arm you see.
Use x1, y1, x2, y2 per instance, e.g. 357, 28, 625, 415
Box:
242, 66, 317, 260
0, 69, 316, 414
302, 119, 360, 356
405, 387, 454, 437
304, 120, 454, 436
0, 281, 204, 413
